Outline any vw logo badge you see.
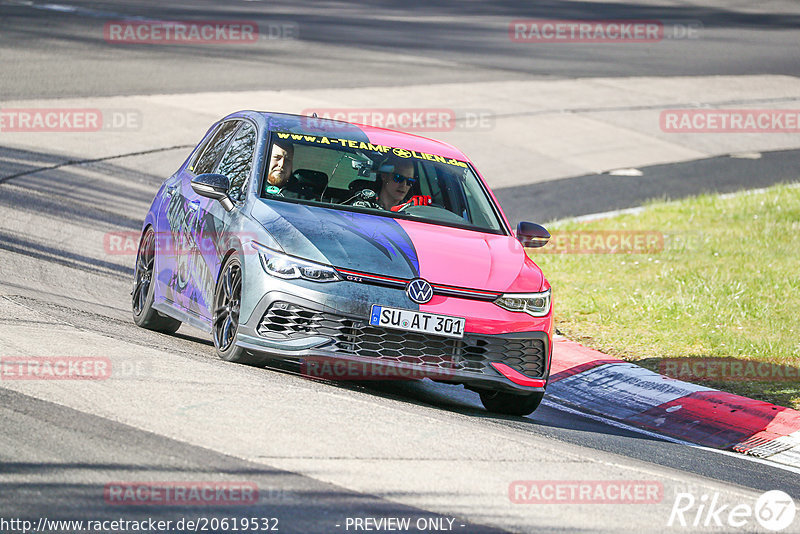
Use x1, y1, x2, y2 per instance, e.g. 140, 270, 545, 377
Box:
406, 278, 433, 304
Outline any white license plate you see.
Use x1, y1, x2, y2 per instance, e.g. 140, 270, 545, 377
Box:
369, 305, 465, 339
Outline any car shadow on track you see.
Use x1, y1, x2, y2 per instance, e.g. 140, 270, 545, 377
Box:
171, 330, 214, 347
257, 358, 672, 445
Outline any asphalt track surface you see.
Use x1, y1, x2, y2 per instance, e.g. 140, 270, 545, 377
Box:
2, 1, 800, 533
3, 0, 800, 99
496, 147, 800, 223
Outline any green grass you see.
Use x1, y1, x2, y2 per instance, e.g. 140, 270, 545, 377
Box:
529, 183, 800, 409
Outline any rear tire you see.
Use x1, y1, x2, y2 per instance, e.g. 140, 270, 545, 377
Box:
213, 256, 266, 366
132, 227, 181, 334
479, 390, 544, 416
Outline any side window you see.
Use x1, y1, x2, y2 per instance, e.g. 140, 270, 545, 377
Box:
193, 121, 239, 175
216, 122, 256, 201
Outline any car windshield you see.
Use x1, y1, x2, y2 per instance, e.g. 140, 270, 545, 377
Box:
259, 131, 506, 234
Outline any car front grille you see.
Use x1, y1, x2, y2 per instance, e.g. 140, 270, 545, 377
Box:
257, 302, 546, 378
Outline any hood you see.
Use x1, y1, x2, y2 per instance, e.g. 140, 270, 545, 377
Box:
252, 200, 544, 293
396, 217, 544, 293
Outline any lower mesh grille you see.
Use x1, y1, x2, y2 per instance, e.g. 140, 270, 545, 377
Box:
257, 302, 546, 378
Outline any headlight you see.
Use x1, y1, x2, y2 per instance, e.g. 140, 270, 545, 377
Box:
494, 289, 551, 317
251, 242, 341, 283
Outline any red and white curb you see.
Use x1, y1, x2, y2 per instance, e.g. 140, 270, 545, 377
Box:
547, 335, 800, 469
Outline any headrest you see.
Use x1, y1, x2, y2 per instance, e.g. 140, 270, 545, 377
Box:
292, 169, 328, 189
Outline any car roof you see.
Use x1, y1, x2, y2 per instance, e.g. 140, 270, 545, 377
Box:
224, 110, 471, 162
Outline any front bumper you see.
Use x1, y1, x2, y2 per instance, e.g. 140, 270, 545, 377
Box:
236, 291, 551, 394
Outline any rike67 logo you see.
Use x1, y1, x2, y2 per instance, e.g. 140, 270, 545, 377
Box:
669, 490, 796, 531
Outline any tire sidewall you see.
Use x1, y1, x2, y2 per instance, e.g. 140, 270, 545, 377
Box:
214, 255, 246, 361
132, 228, 157, 326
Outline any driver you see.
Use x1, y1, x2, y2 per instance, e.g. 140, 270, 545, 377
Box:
264, 140, 294, 195
378, 159, 415, 210
349, 157, 431, 210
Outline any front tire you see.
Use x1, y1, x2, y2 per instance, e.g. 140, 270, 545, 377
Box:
132, 227, 181, 334
479, 390, 544, 416
212, 256, 265, 365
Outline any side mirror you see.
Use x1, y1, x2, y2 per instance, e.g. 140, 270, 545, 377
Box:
516, 222, 550, 248
191, 173, 234, 211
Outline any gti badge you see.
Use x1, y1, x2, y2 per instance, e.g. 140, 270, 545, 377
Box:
406, 278, 434, 304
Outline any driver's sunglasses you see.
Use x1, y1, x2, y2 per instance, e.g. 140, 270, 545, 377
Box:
386, 173, 416, 187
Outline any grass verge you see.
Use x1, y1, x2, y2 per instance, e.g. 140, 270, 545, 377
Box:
528, 183, 800, 410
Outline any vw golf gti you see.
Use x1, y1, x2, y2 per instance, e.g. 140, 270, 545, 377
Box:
132, 111, 553, 415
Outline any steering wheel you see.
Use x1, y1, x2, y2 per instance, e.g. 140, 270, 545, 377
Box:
395, 201, 446, 212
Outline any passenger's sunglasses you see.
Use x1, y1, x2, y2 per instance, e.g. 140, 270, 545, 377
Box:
385, 173, 416, 187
